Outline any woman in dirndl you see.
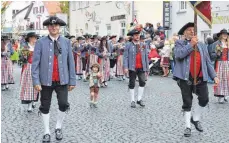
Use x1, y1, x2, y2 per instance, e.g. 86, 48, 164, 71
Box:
73, 38, 83, 80
212, 29, 229, 104
88, 35, 99, 73
96, 36, 110, 87
159, 40, 171, 77
19, 32, 39, 112
1, 36, 15, 91
116, 37, 125, 81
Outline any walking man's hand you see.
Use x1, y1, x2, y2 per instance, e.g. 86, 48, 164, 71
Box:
68, 85, 75, 91
34, 85, 42, 92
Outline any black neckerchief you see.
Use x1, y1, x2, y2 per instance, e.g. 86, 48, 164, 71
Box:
48, 35, 61, 56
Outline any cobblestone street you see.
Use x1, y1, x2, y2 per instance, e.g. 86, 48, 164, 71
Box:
1, 65, 229, 143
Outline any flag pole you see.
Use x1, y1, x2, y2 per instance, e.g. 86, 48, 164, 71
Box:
194, 11, 197, 86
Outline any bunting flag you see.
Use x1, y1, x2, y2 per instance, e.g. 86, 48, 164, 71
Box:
189, 1, 212, 28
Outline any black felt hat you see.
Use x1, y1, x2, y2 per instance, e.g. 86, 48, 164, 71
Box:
25, 32, 37, 42
91, 35, 98, 39
1, 36, 9, 41
127, 29, 140, 36
69, 35, 76, 39
178, 22, 194, 35
43, 16, 66, 26
118, 37, 124, 43
217, 29, 229, 37
77, 36, 85, 41
109, 35, 117, 40
83, 34, 92, 39
100, 36, 107, 41
140, 35, 146, 40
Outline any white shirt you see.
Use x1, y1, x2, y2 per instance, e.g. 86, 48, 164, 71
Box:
28, 43, 35, 51
49, 35, 59, 41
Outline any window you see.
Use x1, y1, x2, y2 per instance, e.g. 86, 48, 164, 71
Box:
95, 26, 99, 35
85, 23, 88, 30
72, 1, 76, 11
12, 10, 19, 15
36, 22, 38, 30
78, 2, 83, 9
33, 7, 38, 14
95, 1, 100, 5
179, 1, 187, 11
106, 24, 111, 35
120, 22, 126, 36
85, 1, 89, 7
40, 6, 44, 13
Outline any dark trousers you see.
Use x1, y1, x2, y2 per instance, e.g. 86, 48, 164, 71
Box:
110, 59, 117, 68
177, 78, 209, 111
129, 69, 146, 89
39, 82, 69, 114
82, 57, 87, 71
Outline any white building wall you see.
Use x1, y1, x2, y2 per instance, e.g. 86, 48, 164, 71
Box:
70, 1, 132, 37
134, 1, 163, 27
211, 1, 229, 34
2, 1, 29, 29
169, 1, 210, 41
27, 1, 50, 35
169, 1, 229, 41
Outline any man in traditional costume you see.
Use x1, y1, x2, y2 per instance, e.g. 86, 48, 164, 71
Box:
108, 35, 118, 79
124, 29, 149, 108
32, 16, 76, 142
173, 22, 219, 137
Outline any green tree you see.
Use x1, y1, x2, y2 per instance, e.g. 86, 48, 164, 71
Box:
60, 1, 69, 26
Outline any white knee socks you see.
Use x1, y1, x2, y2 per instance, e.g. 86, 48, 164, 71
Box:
184, 111, 191, 128
83, 71, 86, 79
130, 89, 135, 102
28, 103, 32, 111
56, 110, 66, 129
137, 87, 144, 101
42, 113, 50, 135
193, 105, 204, 121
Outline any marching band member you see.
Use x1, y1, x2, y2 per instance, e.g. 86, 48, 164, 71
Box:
124, 29, 149, 108
1, 36, 15, 91
20, 32, 39, 112
32, 16, 76, 142
96, 36, 111, 87
88, 35, 100, 73
73, 37, 84, 80
211, 29, 229, 103
173, 22, 219, 137
80, 34, 91, 82
108, 35, 118, 79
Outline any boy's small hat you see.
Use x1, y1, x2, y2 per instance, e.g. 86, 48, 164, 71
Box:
91, 63, 100, 70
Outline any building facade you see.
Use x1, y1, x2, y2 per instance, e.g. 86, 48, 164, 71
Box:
168, 1, 229, 41
69, 1, 163, 37
1, 1, 64, 38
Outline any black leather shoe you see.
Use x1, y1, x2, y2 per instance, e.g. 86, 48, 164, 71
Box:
184, 128, 191, 137
55, 128, 63, 140
42, 134, 51, 143
191, 117, 203, 132
136, 100, 145, 107
131, 101, 136, 108
27, 110, 32, 113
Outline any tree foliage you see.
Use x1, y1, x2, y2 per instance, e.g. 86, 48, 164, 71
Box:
60, 1, 69, 15
1, 1, 11, 15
